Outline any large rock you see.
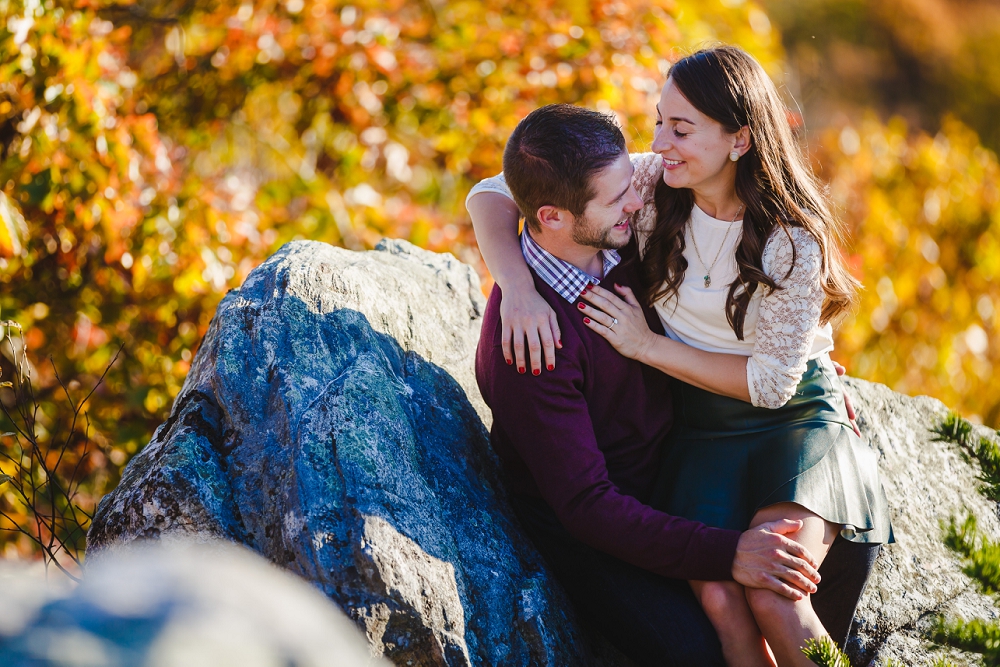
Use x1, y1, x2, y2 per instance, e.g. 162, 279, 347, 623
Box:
0, 538, 391, 666
88, 240, 596, 666
843, 378, 1000, 666
89, 239, 1000, 666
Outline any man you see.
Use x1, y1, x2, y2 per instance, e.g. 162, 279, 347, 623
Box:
471, 104, 877, 665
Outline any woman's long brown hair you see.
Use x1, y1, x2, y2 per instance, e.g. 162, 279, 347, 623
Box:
640, 46, 859, 339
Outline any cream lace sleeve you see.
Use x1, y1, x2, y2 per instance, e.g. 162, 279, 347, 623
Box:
628, 153, 662, 254
629, 152, 662, 205
746, 227, 825, 409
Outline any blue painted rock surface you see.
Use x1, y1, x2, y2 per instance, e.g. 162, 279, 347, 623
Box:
88, 240, 602, 666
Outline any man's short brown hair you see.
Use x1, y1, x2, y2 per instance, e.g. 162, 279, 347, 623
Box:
503, 104, 627, 233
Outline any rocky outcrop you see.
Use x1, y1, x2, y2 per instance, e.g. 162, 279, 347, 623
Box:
0, 539, 390, 666
88, 239, 1000, 666
843, 379, 1000, 666
88, 240, 596, 666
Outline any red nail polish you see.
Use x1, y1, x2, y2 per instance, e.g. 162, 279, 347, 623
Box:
583, 317, 591, 324
532, 369, 540, 376
518, 366, 525, 374
578, 303, 585, 309
557, 340, 562, 347
547, 364, 554, 371
506, 358, 512, 365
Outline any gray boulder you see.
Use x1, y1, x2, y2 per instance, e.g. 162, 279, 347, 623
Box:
89, 239, 1000, 666
843, 378, 1000, 667
88, 240, 596, 666
0, 538, 391, 666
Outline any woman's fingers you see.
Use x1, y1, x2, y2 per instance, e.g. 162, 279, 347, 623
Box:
582, 311, 610, 334
613, 283, 642, 307
546, 310, 562, 370
843, 391, 861, 436
580, 283, 626, 316
581, 311, 620, 350
525, 327, 543, 376
539, 324, 557, 372
578, 301, 616, 329
832, 360, 862, 433
511, 325, 527, 373
499, 289, 561, 373
578, 283, 656, 361
548, 310, 562, 350
501, 325, 513, 366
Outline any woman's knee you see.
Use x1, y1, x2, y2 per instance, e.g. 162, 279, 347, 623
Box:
745, 586, 802, 624
698, 581, 746, 620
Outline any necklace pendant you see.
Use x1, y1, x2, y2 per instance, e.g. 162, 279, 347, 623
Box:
704, 275, 711, 288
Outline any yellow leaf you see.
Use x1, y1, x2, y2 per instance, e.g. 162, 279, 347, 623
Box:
0, 192, 26, 258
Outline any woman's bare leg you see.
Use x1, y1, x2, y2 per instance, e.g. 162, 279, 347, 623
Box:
690, 580, 776, 667
743, 503, 838, 667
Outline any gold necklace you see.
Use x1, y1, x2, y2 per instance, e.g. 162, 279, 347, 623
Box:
690, 205, 743, 288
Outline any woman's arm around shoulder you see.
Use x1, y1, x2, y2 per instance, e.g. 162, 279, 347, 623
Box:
467, 175, 560, 374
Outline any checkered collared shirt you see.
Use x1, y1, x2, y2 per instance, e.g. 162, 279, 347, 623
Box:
520, 227, 621, 303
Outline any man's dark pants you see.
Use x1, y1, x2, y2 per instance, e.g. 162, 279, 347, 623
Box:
511, 494, 880, 667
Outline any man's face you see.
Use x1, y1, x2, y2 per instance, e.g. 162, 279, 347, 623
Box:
571, 152, 644, 250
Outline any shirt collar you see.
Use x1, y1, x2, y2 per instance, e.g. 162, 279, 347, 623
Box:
520, 227, 621, 303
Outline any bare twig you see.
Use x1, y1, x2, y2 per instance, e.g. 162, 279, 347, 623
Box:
0, 319, 121, 580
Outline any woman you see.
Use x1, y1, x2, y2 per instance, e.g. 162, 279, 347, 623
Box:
467, 46, 891, 666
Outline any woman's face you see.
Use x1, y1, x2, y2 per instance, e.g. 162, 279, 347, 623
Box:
650, 78, 744, 197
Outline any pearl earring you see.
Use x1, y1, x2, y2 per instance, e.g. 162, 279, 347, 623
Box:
729, 150, 740, 162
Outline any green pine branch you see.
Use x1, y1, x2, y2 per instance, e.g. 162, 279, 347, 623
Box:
944, 515, 1000, 595
933, 411, 1000, 502
799, 637, 957, 667
933, 411, 976, 449
932, 514, 1000, 665
929, 616, 1000, 666
802, 636, 851, 667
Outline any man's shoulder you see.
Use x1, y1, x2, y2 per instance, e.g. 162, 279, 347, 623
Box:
482, 269, 571, 319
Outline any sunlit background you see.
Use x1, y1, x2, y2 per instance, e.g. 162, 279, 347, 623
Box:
1, 0, 999, 563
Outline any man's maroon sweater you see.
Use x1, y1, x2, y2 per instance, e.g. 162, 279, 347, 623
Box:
475, 245, 741, 581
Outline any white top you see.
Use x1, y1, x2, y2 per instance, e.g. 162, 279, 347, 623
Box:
466, 152, 835, 409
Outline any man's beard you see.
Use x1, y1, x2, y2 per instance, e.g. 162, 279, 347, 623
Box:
571, 214, 631, 250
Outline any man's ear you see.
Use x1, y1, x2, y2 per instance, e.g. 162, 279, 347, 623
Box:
536, 205, 573, 231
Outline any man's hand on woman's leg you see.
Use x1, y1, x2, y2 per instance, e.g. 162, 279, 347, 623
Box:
732, 519, 821, 600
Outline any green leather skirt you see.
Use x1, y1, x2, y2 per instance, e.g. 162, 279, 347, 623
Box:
653, 355, 893, 544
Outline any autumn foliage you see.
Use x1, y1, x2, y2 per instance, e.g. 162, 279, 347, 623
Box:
0, 0, 997, 563
820, 116, 1000, 424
